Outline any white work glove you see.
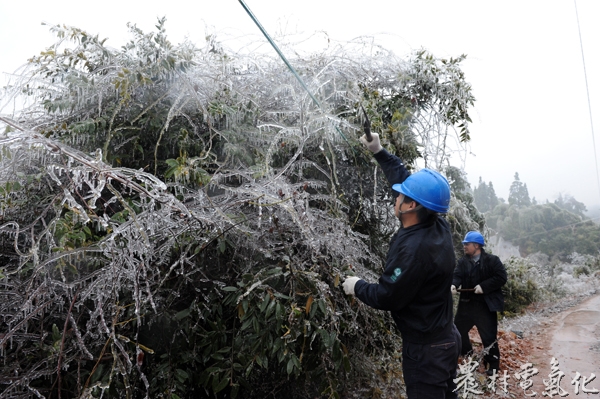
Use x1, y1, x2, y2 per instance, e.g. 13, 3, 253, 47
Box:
451, 285, 457, 295
359, 133, 383, 154
342, 276, 361, 296
474, 284, 483, 294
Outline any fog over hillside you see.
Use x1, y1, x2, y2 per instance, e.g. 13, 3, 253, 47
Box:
488, 235, 522, 261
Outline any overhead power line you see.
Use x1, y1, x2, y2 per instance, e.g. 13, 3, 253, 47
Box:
574, 0, 600, 203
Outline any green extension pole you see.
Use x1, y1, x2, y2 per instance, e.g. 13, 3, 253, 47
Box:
238, 0, 321, 109
238, 0, 352, 144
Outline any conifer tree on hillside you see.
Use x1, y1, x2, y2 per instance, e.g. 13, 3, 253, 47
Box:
473, 176, 499, 213
508, 172, 531, 206
489, 182, 500, 208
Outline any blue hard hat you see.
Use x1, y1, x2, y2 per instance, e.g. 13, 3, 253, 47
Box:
462, 231, 485, 246
391, 169, 451, 213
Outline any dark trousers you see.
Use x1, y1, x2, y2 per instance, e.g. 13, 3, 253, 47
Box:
402, 324, 462, 399
453, 299, 500, 369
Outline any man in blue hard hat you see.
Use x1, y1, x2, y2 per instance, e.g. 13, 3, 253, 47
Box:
343, 133, 461, 399
451, 231, 507, 376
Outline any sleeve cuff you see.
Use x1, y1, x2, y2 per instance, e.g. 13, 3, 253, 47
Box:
354, 279, 367, 296
373, 148, 390, 162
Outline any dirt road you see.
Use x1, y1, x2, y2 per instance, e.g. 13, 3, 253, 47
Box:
528, 294, 600, 397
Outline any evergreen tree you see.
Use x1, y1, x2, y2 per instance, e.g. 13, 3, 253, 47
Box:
508, 172, 531, 206
488, 182, 499, 209
473, 177, 499, 213
473, 177, 488, 212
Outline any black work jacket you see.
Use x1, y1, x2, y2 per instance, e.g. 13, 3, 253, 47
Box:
354, 150, 456, 344
452, 250, 507, 312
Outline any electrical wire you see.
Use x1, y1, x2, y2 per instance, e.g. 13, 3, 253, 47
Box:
503, 215, 600, 243
574, 0, 600, 202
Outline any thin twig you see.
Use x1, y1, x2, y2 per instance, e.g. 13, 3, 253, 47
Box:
57, 290, 79, 399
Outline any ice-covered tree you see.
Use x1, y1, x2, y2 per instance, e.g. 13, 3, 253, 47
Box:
445, 166, 485, 253
0, 20, 479, 398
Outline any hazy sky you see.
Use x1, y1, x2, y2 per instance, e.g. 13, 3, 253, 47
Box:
1, 0, 600, 208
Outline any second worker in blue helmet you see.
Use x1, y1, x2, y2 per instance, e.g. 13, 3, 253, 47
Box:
342, 133, 461, 399
451, 231, 507, 376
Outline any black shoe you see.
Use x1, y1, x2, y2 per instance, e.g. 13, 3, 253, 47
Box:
486, 366, 500, 376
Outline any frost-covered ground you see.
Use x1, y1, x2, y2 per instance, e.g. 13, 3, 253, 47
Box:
500, 253, 600, 336
487, 237, 600, 334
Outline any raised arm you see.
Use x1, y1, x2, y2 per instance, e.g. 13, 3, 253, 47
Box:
359, 133, 411, 199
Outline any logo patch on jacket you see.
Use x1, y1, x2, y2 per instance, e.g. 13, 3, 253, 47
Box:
390, 267, 402, 282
